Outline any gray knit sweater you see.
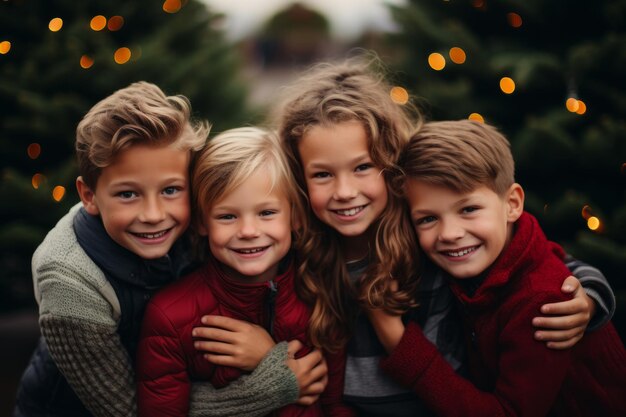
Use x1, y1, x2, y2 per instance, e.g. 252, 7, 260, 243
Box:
32, 204, 299, 417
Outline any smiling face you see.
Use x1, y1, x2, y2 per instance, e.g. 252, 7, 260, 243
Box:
405, 179, 523, 279
200, 170, 293, 283
298, 120, 388, 244
77, 143, 191, 259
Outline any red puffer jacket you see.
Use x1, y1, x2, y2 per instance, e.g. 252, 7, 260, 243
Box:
136, 257, 347, 417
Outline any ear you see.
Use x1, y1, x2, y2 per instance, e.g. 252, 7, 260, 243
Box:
505, 183, 524, 223
76, 176, 100, 216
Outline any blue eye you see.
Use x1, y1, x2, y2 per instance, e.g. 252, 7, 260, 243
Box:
217, 214, 236, 220
117, 191, 137, 200
162, 186, 180, 196
312, 171, 331, 179
415, 216, 436, 226
462, 206, 479, 214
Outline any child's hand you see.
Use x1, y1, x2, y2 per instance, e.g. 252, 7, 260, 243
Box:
192, 315, 275, 371
285, 340, 328, 406
364, 279, 405, 354
532, 276, 596, 349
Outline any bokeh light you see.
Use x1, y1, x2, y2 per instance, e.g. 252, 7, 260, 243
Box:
52, 186, 66, 202
507, 13, 522, 28
566, 97, 579, 112
0, 41, 11, 54
49, 18, 63, 32
499, 77, 515, 94
32, 173, 45, 189
575, 100, 587, 115
163, 0, 182, 13
428, 53, 446, 71
27, 143, 41, 159
390, 86, 409, 105
114, 47, 131, 64
80, 55, 94, 69
90, 15, 107, 31
108, 15, 124, 31
468, 113, 484, 123
581, 205, 592, 219
449, 47, 466, 64
587, 216, 600, 231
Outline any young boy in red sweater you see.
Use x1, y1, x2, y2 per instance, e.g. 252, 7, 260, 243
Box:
369, 119, 626, 416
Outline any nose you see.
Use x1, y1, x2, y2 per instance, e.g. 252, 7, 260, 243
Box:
139, 196, 166, 224
238, 216, 260, 239
333, 174, 357, 201
438, 218, 464, 242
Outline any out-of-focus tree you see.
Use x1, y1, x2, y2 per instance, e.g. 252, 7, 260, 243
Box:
388, 0, 625, 336
0, 0, 250, 310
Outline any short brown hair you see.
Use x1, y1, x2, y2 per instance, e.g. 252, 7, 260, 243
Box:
399, 120, 515, 196
75, 81, 209, 190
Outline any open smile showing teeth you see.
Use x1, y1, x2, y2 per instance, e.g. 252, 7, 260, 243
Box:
334, 205, 365, 216
444, 245, 479, 257
132, 229, 170, 239
233, 246, 267, 254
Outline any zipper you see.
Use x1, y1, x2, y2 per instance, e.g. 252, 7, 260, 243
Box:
265, 280, 277, 338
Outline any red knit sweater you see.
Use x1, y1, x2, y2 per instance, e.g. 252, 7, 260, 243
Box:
380, 212, 626, 416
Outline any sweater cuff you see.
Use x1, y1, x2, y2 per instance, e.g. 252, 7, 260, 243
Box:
379, 321, 439, 387
189, 341, 298, 417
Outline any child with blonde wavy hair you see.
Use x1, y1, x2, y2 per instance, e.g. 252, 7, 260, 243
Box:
136, 127, 353, 417
271, 57, 615, 416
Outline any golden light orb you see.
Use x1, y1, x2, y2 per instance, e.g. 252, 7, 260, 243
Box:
575, 100, 587, 115
499, 77, 515, 94
80, 55, 94, 69
108, 15, 124, 31
468, 113, 484, 123
0, 41, 11, 54
32, 173, 45, 189
449, 47, 466, 64
587, 216, 600, 231
390, 86, 409, 105
114, 47, 131, 64
90, 15, 107, 31
52, 186, 66, 202
507, 13, 523, 28
49, 18, 63, 32
428, 53, 446, 71
27, 143, 41, 159
163, 0, 182, 13
566, 97, 579, 112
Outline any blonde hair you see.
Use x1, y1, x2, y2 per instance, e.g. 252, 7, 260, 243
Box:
191, 127, 304, 239
399, 120, 515, 195
76, 81, 210, 190
276, 56, 422, 351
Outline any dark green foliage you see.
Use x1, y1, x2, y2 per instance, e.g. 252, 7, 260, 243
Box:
389, 0, 625, 338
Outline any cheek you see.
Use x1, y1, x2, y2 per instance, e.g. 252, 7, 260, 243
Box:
306, 185, 327, 212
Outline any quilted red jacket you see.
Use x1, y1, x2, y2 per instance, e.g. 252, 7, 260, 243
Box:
136, 257, 349, 417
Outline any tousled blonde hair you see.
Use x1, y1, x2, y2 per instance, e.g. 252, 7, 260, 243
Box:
76, 81, 209, 189
275, 56, 422, 351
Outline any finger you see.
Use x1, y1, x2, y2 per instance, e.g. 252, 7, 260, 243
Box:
539, 298, 585, 315
200, 315, 248, 331
194, 340, 235, 354
203, 353, 238, 366
534, 328, 583, 342
287, 339, 304, 357
545, 337, 582, 350
192, 327, 238, 343
560, 275, 581, 294
295, 395, 320, 406
533, 313, 587, 330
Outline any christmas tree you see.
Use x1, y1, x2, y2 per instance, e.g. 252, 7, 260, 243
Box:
388, 0, 625, 336
0, 0, 250, 310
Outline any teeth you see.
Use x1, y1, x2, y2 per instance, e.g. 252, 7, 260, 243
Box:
135, 230, 167, 239
446, 246, 477, 257
336, 206, 364, 216
236, 247, 266, 254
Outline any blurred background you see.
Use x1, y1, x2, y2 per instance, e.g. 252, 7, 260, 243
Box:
1, 0, 624, 414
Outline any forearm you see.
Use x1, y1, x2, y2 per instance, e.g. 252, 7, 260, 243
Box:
189, 342, 299, 417
41, 315, 136, 417
565, 254, 616, 330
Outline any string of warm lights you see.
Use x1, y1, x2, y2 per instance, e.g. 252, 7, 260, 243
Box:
12, 1, 184, 203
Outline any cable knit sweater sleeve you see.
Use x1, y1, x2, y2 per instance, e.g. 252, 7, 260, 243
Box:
35, 205, 299, 417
